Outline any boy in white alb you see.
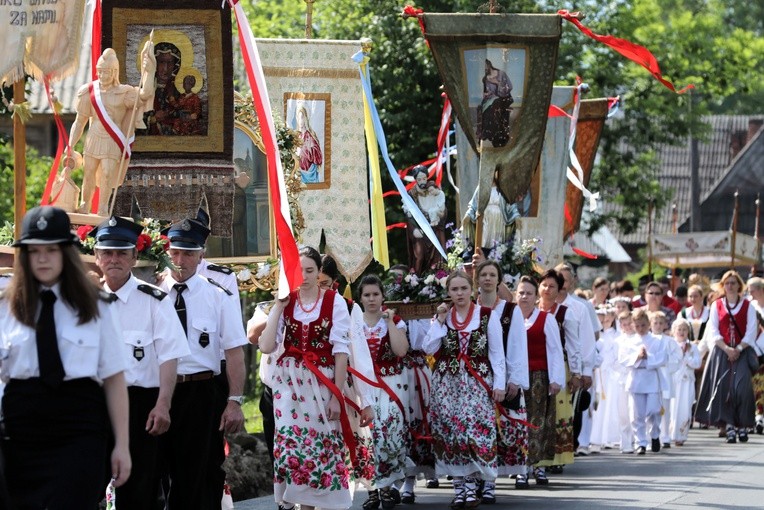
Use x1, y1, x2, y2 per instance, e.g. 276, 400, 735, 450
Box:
618, 309, 668, 454
649, 311, 682, 449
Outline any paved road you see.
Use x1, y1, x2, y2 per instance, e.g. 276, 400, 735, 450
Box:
235, 428, 764, 509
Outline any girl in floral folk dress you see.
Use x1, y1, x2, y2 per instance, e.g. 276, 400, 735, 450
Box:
474, 260, 529, 503
260, 247, 354, 510
423, 270, 506, 509
358, 275, 410, 510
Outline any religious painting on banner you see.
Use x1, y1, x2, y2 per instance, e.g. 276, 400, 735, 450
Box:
285, 93, 331, 189
422, 13, 561, 213
103, 0, 235, 235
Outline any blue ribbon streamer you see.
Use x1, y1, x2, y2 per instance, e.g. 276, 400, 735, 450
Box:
352, 50, 447, 261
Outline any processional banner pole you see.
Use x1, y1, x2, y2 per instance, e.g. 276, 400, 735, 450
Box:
13, 80, 26, 240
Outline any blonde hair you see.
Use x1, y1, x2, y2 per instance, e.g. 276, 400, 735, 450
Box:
648, 310, 667, 321
719, 270, 745, 293
631, 308, 649, 323
671, 317, 691, 335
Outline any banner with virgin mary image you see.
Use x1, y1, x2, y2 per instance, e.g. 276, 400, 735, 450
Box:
256, 39, 372, 281
422, 13, 561, 212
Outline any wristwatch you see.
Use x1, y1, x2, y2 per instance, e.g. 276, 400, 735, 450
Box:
227, 395, 244, 405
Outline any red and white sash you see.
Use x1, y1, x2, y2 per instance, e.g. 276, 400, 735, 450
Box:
88, 81, 134, 158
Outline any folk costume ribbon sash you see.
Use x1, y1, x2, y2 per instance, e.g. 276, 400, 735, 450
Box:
454, 349, 536, 430
88, 81, 134, 159
229, 0, 302, 296
352, 49, 448, 264
280, 345, 358, 466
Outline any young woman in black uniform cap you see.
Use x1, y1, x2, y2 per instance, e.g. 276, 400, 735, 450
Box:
0, 206, 130, 509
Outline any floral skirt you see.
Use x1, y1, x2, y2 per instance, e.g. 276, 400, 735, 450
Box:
370, 373, 410, 488
272, 357, 352, 510
497, 390, 529, 476
403, 361, 435, 478
346, 374, 376, 489
536, 367, 574, 468
429, 369, 497, 479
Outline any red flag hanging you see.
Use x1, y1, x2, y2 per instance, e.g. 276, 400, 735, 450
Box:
558, 10, 694, 94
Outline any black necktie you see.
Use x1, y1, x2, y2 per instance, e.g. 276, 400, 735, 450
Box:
36, 290, 65, 387
173, 283, 188, 336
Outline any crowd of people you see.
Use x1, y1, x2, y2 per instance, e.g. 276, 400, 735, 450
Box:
0, 205, 763, 510
249, 248, 764, 510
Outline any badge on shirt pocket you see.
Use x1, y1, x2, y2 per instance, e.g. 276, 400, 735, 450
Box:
199, 332, 210, 348
133, 346, 145, 361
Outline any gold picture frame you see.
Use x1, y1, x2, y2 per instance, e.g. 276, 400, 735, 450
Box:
105, 2, 231, 156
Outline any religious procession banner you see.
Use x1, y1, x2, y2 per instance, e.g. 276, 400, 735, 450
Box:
421, 13, 561, 212
257, 39, 372, 281
1, 0, 87, 83
564, 98, 609, 239
515, 86, 575, 269
103, 0, 235, 235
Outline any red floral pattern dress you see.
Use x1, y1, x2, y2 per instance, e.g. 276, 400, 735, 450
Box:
271, 289, 354, 509
363, 316, 410, 488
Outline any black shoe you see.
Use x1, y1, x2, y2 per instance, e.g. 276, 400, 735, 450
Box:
651, 438, 661, 452
515, 474, 530, 490
401, 490, 415, 504
380, 488, 397, 510
726, 429, 737, 443
662, 442, 671, 449
426, 478, 440, 489
475, 479, 484, 499
389, 487, 401, 505
363, 490, 381, 510
738, 429, 749, 443
547, 465, 564, 474
637, 446, 646, 455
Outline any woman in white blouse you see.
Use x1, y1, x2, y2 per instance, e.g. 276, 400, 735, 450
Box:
695, 270, 759, 443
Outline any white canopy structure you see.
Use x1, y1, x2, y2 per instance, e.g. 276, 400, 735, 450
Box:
651, 231, 760, 268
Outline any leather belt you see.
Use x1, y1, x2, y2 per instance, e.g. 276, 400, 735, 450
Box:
176, 370, 214, 383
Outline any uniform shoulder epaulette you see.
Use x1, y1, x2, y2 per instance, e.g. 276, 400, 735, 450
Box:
206, 277, 233, 296
137, 284, 168, 301
207, 263, 233, 275
99, 290, 118, 303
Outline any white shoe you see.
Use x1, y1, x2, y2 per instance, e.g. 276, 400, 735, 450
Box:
576, 446, 590, 456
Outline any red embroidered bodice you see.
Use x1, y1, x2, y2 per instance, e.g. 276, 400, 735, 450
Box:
716, 298, 749, 347
527, 310, 549, 371
366, 316, 405, 377
280, 289, 337, 367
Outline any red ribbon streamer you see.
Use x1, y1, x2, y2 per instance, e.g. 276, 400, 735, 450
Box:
433, 95, 451, 188
564, 203, 599, 260
386, 222, 407, 231
558, 10, 694, 94
455, 352, 537, 429
280, 347, 357, 466
40, 79, 71, 206
232, 3, 302, 291
91, 0, 102, 82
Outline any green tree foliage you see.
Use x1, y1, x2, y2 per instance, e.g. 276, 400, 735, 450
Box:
0, 135, 54, 227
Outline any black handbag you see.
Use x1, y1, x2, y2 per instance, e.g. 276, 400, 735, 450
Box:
501, 389, 523, 411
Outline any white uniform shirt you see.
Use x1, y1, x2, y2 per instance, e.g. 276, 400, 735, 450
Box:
523, 308, 567, 389
545, 302, 583, 376
0, 283, 126, 383
160, 273, 248, 375
423, 307, 506, 390
198, 258, 242, 363
105, 275, 190, 388
495, 300, 530, 390
562, 294, 597, 377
